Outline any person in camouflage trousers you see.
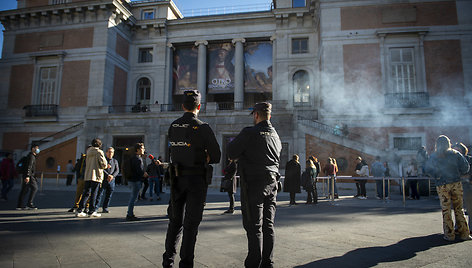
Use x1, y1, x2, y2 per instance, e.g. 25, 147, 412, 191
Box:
425, 135, 471, 241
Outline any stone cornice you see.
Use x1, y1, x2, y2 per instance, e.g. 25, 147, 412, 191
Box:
0, 0, 136, 31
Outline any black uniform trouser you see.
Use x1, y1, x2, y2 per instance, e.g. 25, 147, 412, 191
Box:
163, 175, 207, 268
241, 176, 277, 268
17, 177, 38, 207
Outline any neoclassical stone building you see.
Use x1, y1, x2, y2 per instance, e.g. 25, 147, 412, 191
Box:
0, 0, 471, 178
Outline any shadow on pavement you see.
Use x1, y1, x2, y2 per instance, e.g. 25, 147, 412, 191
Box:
294, 234, 452, 268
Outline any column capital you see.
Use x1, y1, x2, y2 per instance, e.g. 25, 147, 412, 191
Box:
232, 38, 246, 45
270, 35, 277, 42
167, 42, 174, 49
195, 40, 208, 46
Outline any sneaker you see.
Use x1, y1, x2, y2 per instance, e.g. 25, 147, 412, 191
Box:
156, 196, 161, 201
385, 197, 390, 200
101, 209, 109, 213
16, 207, 25, 210
460, 235, 472, 241
358, 196, 367, 200
224, 209, 234, 214
126, 215, 140, 221
376, 196, 381, 200
26, 204, 38, 210
90, 212, 101, 218
76, 211, 87, 217
67, 208, 76, 213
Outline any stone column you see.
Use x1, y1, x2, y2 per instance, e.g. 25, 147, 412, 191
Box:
166, 42, 174, 110
195, 40, 208, 108
232, 38, 246, 110
270, 35, 277, 104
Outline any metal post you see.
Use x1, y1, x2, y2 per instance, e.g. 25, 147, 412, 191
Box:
331, 176, 335, 202
388, 179, 390, 198
56, 172, 59, 187
40, 172, 44, 193
382, 178, 385, 201
402, 177, 406, 207
428, 177, 431, 197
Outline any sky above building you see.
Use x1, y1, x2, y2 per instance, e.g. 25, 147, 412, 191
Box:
0, 0, 272, 57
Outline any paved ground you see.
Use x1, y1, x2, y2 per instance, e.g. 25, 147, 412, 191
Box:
1, 180, 471, 268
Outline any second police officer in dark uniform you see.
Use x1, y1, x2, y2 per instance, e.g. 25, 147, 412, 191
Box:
228, 102, 282, 268
162, 90, 221, 268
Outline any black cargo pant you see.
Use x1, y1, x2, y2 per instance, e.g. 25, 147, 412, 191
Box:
17, 176, 38, 207
241, 173, 277, 268
163, 175, 207, 268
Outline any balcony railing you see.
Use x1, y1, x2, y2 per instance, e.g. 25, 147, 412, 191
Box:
385, 92, 430, 108
23, 105, 58, 117
108, 105, 152, 114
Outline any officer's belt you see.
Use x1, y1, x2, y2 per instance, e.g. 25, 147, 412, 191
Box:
179, 167, 206, 176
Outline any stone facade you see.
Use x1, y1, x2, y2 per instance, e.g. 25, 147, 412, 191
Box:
0, 0, 471, 178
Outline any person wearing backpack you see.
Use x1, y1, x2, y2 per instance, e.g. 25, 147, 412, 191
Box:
68, 153, 87, 213
16, 144, 40, 210
1, 153, 17, 201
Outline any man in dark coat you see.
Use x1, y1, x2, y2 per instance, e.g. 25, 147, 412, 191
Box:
284, 154, 301, 205
17, 144, 40, 210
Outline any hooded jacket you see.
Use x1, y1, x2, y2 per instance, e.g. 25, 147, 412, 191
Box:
84, 146, 108, 183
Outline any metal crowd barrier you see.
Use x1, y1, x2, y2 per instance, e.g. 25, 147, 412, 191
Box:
316, 176, 433, 207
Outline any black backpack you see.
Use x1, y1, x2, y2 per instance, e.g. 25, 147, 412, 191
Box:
16, 156, 29, 174
301, 171, 311, 188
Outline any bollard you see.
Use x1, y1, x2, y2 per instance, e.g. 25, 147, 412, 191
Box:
56, 172, 59, 187
40, 172, 44, 193
331, 176, 335, 202
382, 178, 385, 201
402, 177, 406, 207
428, 178, 431, 197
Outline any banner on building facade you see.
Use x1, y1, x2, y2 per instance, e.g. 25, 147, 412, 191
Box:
244, 42, 272, 93
207, 43, 235, 94
173, 46, 198, 95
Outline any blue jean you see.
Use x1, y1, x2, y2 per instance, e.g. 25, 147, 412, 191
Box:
376, 179, 389, 198
96, 180, 115, 210
127, 180, 142, 217
1, 179, 14, 199
328, 175, 338, 195
149, 176, 160, 199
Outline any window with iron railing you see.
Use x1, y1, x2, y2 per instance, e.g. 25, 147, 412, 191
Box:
393, 137, 422, 151
38, 66, 59, 105
136, 78, 151, 104
293, 70, 310, 105
389, 48, 416, 93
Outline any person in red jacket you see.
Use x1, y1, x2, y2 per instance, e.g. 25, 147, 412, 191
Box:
1, 153, 18, 201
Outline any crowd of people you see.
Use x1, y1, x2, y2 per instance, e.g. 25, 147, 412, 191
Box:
2, 90, 472, 265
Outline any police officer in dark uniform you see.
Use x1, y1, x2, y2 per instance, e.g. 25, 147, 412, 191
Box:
228, 102, 282, 268
162, 90, 221, 268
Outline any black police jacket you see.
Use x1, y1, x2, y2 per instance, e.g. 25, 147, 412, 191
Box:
168, 112, 221, 169
227, 120, 281, 176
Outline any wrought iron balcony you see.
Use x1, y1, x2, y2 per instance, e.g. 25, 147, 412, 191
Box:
384, 92, 430, 108
23, 105, 58, 117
